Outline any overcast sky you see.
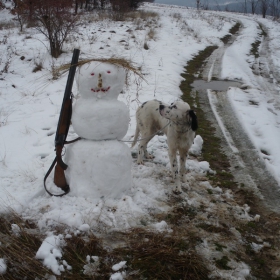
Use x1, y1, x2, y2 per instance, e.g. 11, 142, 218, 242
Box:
154, 0, 245, 11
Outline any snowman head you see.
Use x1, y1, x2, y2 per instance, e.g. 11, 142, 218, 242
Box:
76, 61, 126, 100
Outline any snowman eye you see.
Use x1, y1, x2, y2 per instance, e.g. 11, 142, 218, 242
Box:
107, 71, 111, 74
91, 73, 95, 76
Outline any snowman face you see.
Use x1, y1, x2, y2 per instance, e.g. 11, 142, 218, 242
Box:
76, 62, 126, 100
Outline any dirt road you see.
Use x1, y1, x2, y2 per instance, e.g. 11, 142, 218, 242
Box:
195, 18, 280, 214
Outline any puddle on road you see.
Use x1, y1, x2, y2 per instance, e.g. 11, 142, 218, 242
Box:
191, 79, 242, 91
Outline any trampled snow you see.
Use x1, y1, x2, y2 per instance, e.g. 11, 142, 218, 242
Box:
1, 2, 280, 278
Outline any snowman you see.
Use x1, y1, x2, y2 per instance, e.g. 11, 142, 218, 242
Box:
65, 61, 132, 199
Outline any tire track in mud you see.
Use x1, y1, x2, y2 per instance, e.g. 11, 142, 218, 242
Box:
196, 20, 280, 213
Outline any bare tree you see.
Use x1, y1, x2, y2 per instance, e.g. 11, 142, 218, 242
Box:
110, 0, 144, 11
11, 0, 28, 31
110, 0, 127, 12
259, 0, 270, 17
75, 0, 84, 14
242, 0, 248, 13
201, 0, 209, 10
248, 0, 259, 14
0, 0, 4, 9
29, 0, 78, 57
270, 0, 280, 18
130, 0, 144, 9
196, 0, 201, 10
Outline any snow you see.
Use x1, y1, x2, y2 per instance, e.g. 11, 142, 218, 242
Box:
0, 258, 7, 275
112, 261, 127, 271
227, 86, 280, 184
11, 223, 21, 236
35, 234, 68, 275
1, 2, 280, 278
218, 12, 280, 185
64, 140, 132, 199
151, 220, 172, 232
110, 271, 126, 280
83, 255, 100, 276
72, 99, 129, 140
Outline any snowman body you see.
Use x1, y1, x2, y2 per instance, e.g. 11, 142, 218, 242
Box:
65, 62, 132, 199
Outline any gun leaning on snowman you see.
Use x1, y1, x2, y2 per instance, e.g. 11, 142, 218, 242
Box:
44, 49, 81, 196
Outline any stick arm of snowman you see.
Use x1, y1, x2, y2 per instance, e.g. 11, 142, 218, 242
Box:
44, 49, 80, 196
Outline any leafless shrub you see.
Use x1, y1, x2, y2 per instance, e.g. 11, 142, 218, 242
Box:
0, 34, 8, 44
32, 61, 43, 73
111, 9, 159, 22
14, 0, 79, 58
51, 64, 60, 80
1, 43, 16, 74
138, 10, 159, 20
172, 12, 182, 21
110, 10, 127, 21
134, 18, 144, 30
147, 28, 157, 40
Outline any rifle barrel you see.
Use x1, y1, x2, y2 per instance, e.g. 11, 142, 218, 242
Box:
55, 49, 80, 146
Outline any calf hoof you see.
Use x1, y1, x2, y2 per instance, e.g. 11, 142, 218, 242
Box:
137, 158, 144, 165
172, 185, 182, 195
145, 153, 154, 159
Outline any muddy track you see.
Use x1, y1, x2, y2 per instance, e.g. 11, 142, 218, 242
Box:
195, 22, 280, 214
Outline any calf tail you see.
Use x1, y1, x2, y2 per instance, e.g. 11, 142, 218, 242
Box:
131, 124, 140, 148
189, 110, 198, 131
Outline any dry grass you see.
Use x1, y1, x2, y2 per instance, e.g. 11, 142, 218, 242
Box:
0, 212, 209, 280
83, 9, 159, 23
57, 57, 146, 85
0, 21, 16, 30
147, 28, 157, 40
114, 228, 209, 280
0, 214, 51, 279
114, 10, 159, 22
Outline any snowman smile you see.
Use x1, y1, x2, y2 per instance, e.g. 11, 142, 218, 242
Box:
91, 86, 111, 93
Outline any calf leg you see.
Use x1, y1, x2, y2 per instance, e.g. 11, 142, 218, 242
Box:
137, 134, 154, 164
168, 148, 182, 194
179, 149, 188, 183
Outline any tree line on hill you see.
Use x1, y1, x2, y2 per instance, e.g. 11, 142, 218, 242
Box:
0, 0, 154, 58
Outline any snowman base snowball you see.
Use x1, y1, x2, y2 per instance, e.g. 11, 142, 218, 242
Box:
65, 139, 132, 199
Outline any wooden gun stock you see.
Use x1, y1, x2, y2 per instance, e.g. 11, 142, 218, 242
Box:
44, 49, 80, 196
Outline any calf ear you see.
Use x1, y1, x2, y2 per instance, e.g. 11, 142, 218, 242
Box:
188, 110, 198, 131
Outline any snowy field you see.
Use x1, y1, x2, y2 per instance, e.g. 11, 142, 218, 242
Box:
1, 2, 280, 279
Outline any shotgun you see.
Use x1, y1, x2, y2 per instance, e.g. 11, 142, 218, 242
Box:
44, 48, 80, 196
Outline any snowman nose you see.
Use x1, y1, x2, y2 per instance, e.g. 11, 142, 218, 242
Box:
98, 73, 102, 88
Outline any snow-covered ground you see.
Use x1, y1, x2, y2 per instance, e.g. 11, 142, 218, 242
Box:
1, 2, 280, 278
